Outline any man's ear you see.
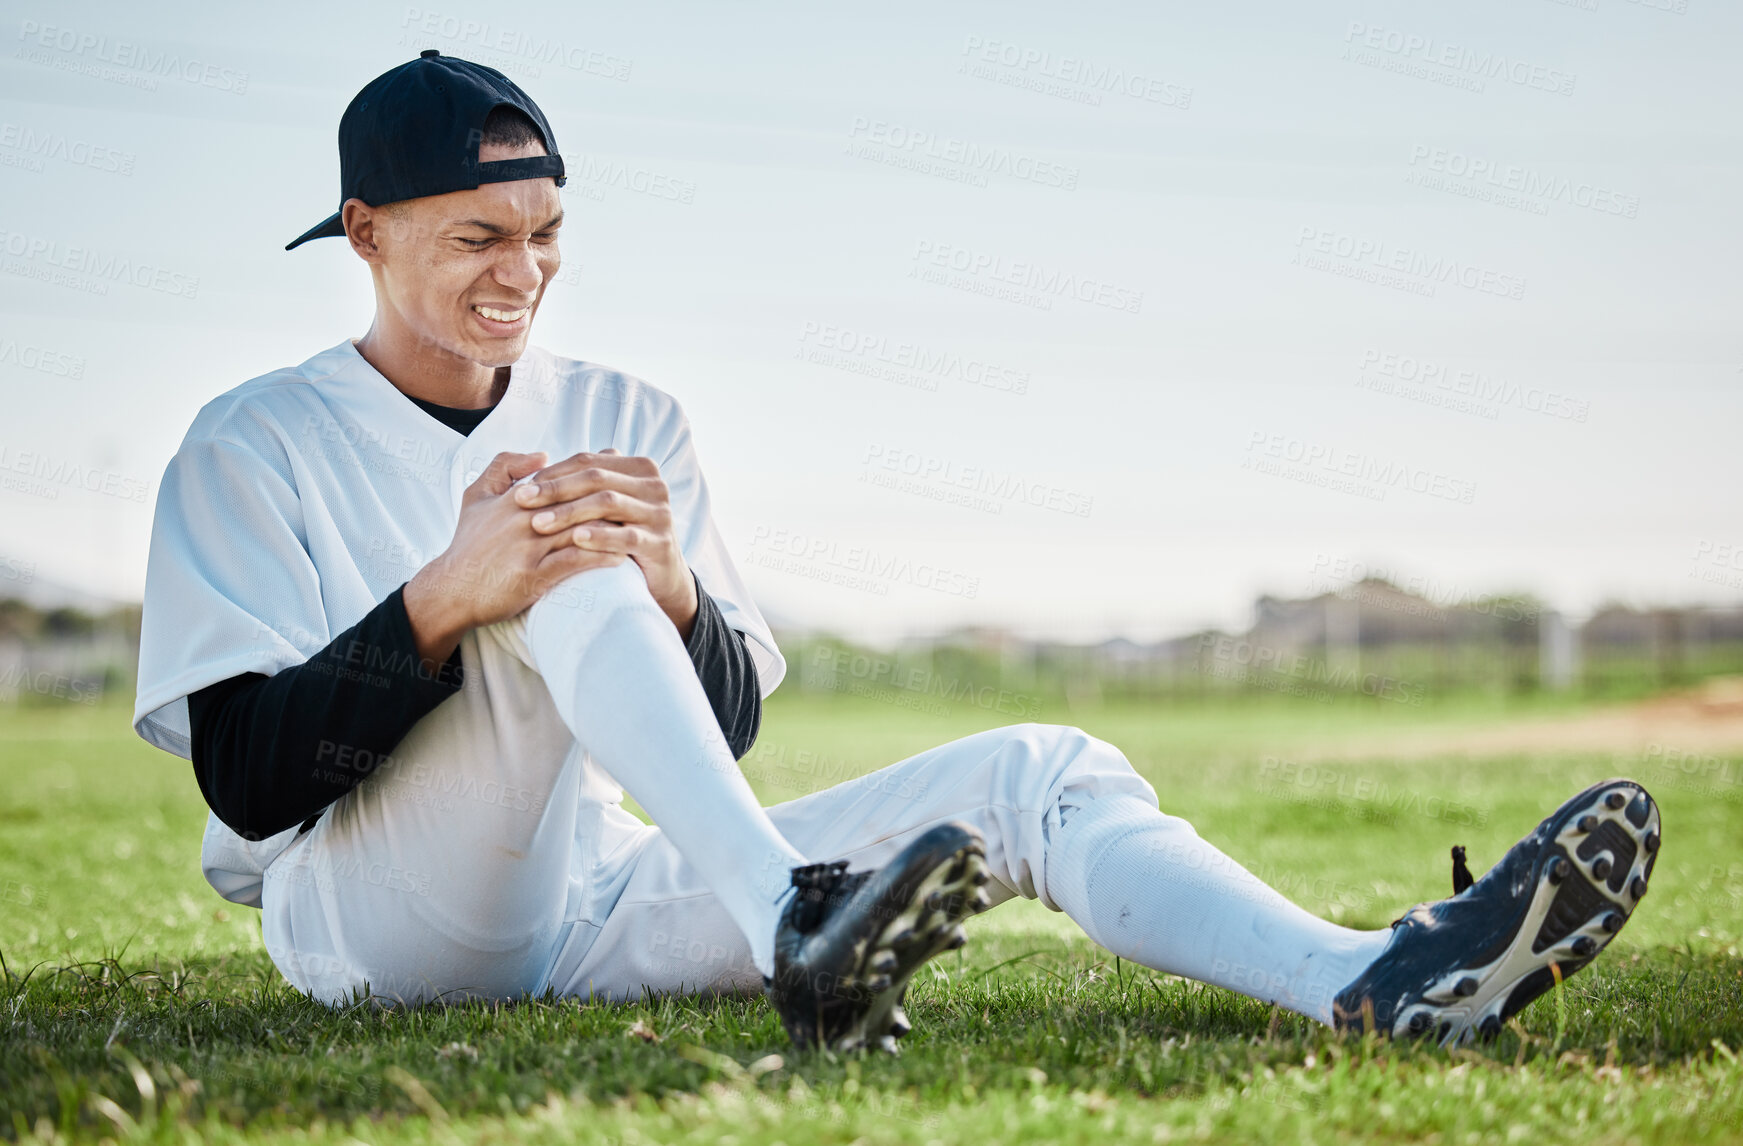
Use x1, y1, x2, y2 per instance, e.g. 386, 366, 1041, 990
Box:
343, 198, 383, 263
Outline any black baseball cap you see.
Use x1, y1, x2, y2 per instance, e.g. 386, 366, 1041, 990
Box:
286, 49, 567, 251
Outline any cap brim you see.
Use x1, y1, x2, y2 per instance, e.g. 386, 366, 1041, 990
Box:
285, 211, 345, 251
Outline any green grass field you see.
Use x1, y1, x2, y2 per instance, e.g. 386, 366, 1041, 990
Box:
3, 690, 1741, 1144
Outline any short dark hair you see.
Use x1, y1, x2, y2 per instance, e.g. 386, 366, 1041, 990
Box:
480, 104, 546, 152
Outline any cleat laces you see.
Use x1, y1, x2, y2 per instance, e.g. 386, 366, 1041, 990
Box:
1451, 845, 1475, 894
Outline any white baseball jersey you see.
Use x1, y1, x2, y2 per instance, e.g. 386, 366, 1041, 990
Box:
133, 338, 785, 907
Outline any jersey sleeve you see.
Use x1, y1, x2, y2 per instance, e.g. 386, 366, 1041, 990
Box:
654, 409, 787, 699
133, 434, 332, 759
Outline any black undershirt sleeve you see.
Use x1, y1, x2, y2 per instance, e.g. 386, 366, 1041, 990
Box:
188, 575, 765, 841
681, 569, 764, 762
187, 586, 463, 841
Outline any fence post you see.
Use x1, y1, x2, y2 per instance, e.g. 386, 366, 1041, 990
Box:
1540, 609, 1579, 691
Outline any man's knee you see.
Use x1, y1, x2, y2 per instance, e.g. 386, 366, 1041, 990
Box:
521, 560, 667, 664
998, 722, 1131, 768
477, 560, 655, 670
535, 559, 659, 619
985, 722, 1151, 800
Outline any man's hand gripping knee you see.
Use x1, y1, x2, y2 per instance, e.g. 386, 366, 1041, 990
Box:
402, 450, 630, 670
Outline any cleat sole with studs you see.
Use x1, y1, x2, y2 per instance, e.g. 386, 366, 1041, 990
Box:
1383, 779, 1661, 1046
840, 841, 991, 1052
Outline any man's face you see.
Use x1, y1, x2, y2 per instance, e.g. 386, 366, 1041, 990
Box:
361, 139, 563, 369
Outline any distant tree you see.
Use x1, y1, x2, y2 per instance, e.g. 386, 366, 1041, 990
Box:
42, 607, 95, 638
0, 598, 42, 641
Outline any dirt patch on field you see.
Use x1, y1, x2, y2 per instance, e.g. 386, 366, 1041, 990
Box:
1296, 677, 1743, 764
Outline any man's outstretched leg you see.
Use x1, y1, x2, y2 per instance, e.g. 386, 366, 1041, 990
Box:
1045, 791, 1393, 1023
542, 722, 1659, 1045
1048, 773, 1661, 1042
545, 723, 1392, 1022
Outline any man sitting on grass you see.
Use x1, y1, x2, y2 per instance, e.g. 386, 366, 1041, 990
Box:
132, 51, 1662, 1051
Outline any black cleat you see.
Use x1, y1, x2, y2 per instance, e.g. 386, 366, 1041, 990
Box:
766, 821, 990, 1052
1333, 778, 1661, 1046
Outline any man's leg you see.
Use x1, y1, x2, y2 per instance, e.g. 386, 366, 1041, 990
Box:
258, 560, 808, 1006
547, 722, 1389, 1024
487, 560, 809, 977
259, 672, 588, 1007
1042, 774, 1393, 1023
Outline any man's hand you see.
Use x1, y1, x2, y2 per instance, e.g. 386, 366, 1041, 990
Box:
404, 451, 629, 668
510, 449, 700, 641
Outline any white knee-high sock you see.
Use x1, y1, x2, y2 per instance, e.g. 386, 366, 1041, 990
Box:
504, 562, 806, 977
1046, 794, 1391, 1024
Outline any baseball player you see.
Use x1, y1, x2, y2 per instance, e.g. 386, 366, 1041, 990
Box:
133, 52, 1662, 1051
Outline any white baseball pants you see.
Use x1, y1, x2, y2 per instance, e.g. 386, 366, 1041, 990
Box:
259, 562, 1388, 1021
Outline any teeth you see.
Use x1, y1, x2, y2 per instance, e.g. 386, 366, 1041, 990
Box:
474, 304, 529, 322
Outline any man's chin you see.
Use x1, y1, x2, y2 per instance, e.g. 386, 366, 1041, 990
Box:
459, 330, 532, 370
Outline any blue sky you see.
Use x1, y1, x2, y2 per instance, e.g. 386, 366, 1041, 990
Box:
1, 0, 1739, 641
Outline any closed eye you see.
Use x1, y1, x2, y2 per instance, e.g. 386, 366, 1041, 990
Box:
457, 234, 556, 247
